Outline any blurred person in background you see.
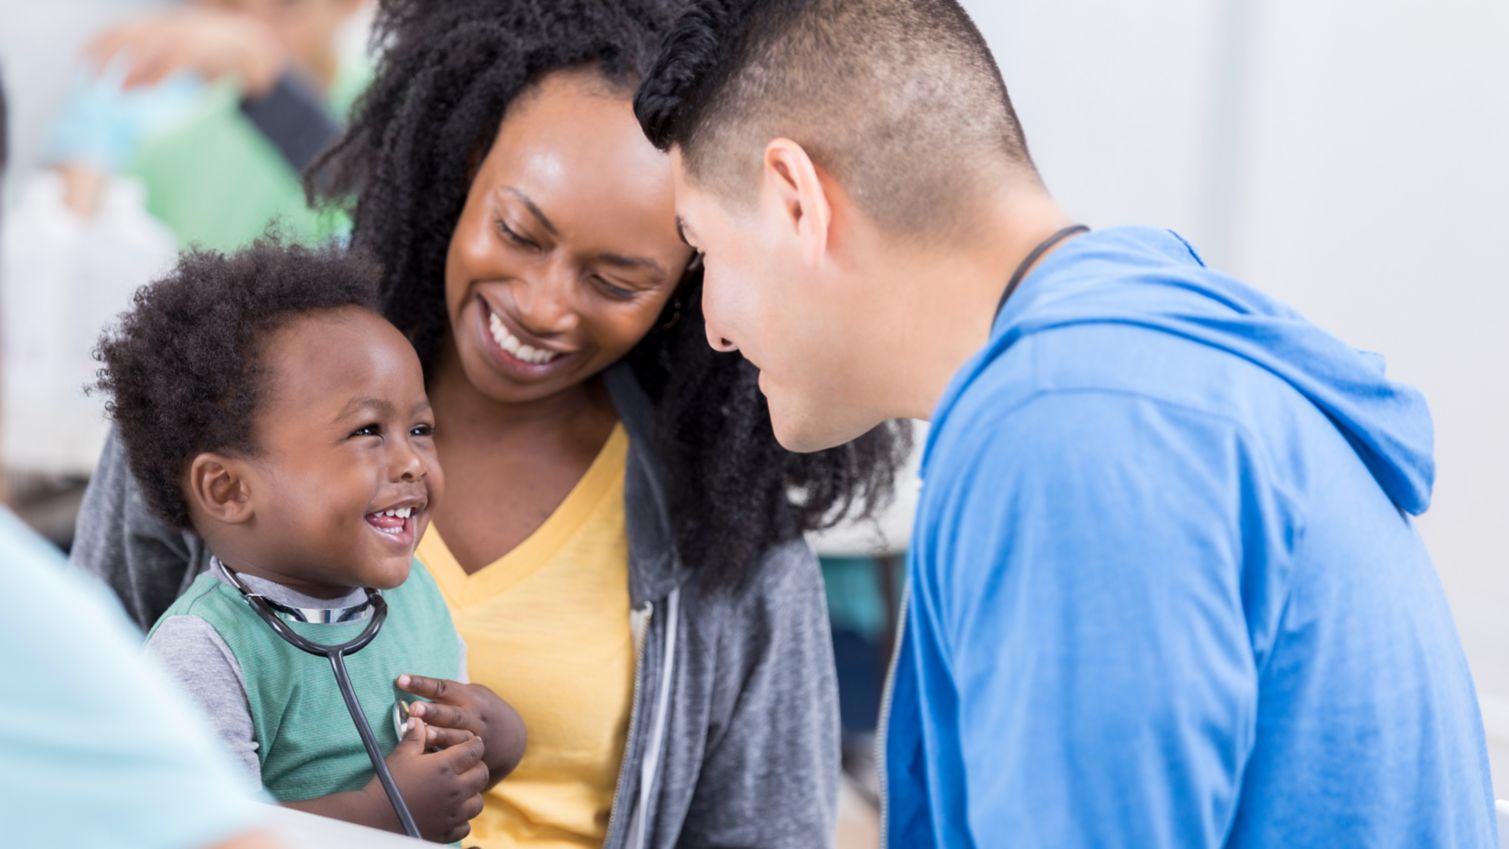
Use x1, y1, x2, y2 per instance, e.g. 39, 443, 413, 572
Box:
0, 66, 284, 849
0, 1, 369, 516
47, 0, 370, 249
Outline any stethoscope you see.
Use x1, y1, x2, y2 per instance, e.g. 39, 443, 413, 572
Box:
215, 559, 422, 839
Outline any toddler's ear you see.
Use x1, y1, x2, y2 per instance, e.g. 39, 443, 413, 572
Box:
186, 453, 254, 526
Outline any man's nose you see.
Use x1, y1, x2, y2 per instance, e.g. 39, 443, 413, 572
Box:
700, 274, 739, 352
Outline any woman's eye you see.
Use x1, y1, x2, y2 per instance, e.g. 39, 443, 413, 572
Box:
411, 423, 435, 438
593, 275, 637, 300
495, 219, 540, 251
350, 423, 382, 438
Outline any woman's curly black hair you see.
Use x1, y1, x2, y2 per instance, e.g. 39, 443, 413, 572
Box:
313, 0, 911, 589
92, 238, 381, 529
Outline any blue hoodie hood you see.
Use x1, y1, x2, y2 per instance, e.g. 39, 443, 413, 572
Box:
935, 226, 1435, 514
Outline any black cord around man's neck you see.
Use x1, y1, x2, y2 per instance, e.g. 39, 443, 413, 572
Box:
994, 224, 1090, 322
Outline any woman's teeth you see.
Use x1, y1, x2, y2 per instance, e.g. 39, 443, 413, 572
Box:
489, 312, 562, 365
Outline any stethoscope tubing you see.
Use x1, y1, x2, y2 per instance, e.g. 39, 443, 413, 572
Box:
325, 648, 421, 839
221, 564, 422, 839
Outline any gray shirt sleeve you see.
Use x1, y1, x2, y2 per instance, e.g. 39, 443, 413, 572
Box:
146, 615, 261, 782
71, 429, 212, 631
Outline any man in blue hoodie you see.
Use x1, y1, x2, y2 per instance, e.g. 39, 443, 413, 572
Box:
634, 0, 1498, 846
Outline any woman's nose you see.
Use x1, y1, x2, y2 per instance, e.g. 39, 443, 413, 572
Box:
511, 263, 580, 336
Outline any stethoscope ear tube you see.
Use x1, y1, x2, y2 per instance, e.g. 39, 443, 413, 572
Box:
222, 563, 422, 838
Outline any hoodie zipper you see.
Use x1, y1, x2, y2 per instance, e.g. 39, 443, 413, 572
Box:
630, 588, 679, 849
605, 602, 653, 847
875, 585, 910, 849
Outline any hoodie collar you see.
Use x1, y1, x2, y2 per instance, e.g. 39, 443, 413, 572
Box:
603, 362, 692, 606
925, 226, 1435, 515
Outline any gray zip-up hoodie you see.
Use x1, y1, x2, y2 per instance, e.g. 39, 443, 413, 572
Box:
70, 363, 840, 849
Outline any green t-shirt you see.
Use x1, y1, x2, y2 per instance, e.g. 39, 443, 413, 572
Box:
148, 561, 460, 802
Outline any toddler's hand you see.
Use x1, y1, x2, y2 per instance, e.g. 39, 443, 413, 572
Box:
397, 674, 527, 786
373, 716, 487, 843
396, 674, 500, 740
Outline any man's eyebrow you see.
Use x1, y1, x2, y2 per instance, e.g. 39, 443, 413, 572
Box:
503, 186, 559, 237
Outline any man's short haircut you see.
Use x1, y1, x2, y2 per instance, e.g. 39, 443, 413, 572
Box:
634, 0, 1038, 236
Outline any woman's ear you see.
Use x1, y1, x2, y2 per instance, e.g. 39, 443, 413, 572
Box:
186, 453, 254, 527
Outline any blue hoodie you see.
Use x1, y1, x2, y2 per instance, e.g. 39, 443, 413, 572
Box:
884, 227, 1496, 848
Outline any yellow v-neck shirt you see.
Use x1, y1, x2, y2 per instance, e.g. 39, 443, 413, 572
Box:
418, 425, 635, 848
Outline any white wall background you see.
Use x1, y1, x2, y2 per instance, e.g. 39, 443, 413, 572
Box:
962, 0, 1509, 793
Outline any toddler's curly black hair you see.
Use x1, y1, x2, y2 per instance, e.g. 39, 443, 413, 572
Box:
92, 237, 381, 529
312, 0, 912, 591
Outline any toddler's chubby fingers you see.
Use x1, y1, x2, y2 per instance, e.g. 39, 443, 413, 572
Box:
396, 673, 461, 702
437, 734, 487, 772
409, 698, 470, 730
458, 760, 490, 795
392, 715, 428, 757
425, 724, 474, 750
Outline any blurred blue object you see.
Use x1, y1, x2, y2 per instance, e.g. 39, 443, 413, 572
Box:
0, 508, 267, 848
822, 556, 891, 640
823, 555, 904, 738
45, 60, 204, 171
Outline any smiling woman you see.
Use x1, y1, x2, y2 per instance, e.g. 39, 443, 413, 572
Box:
437, 70, 693, 416
71, 1, 910, 848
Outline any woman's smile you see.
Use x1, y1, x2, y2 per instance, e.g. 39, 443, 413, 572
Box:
472, 294, 584, 382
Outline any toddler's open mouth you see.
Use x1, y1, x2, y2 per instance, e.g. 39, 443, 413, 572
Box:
365, 504, 422, 547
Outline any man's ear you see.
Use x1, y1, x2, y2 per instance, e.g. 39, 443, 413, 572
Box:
762, 138, 834, 267
186, 453, 254, 526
